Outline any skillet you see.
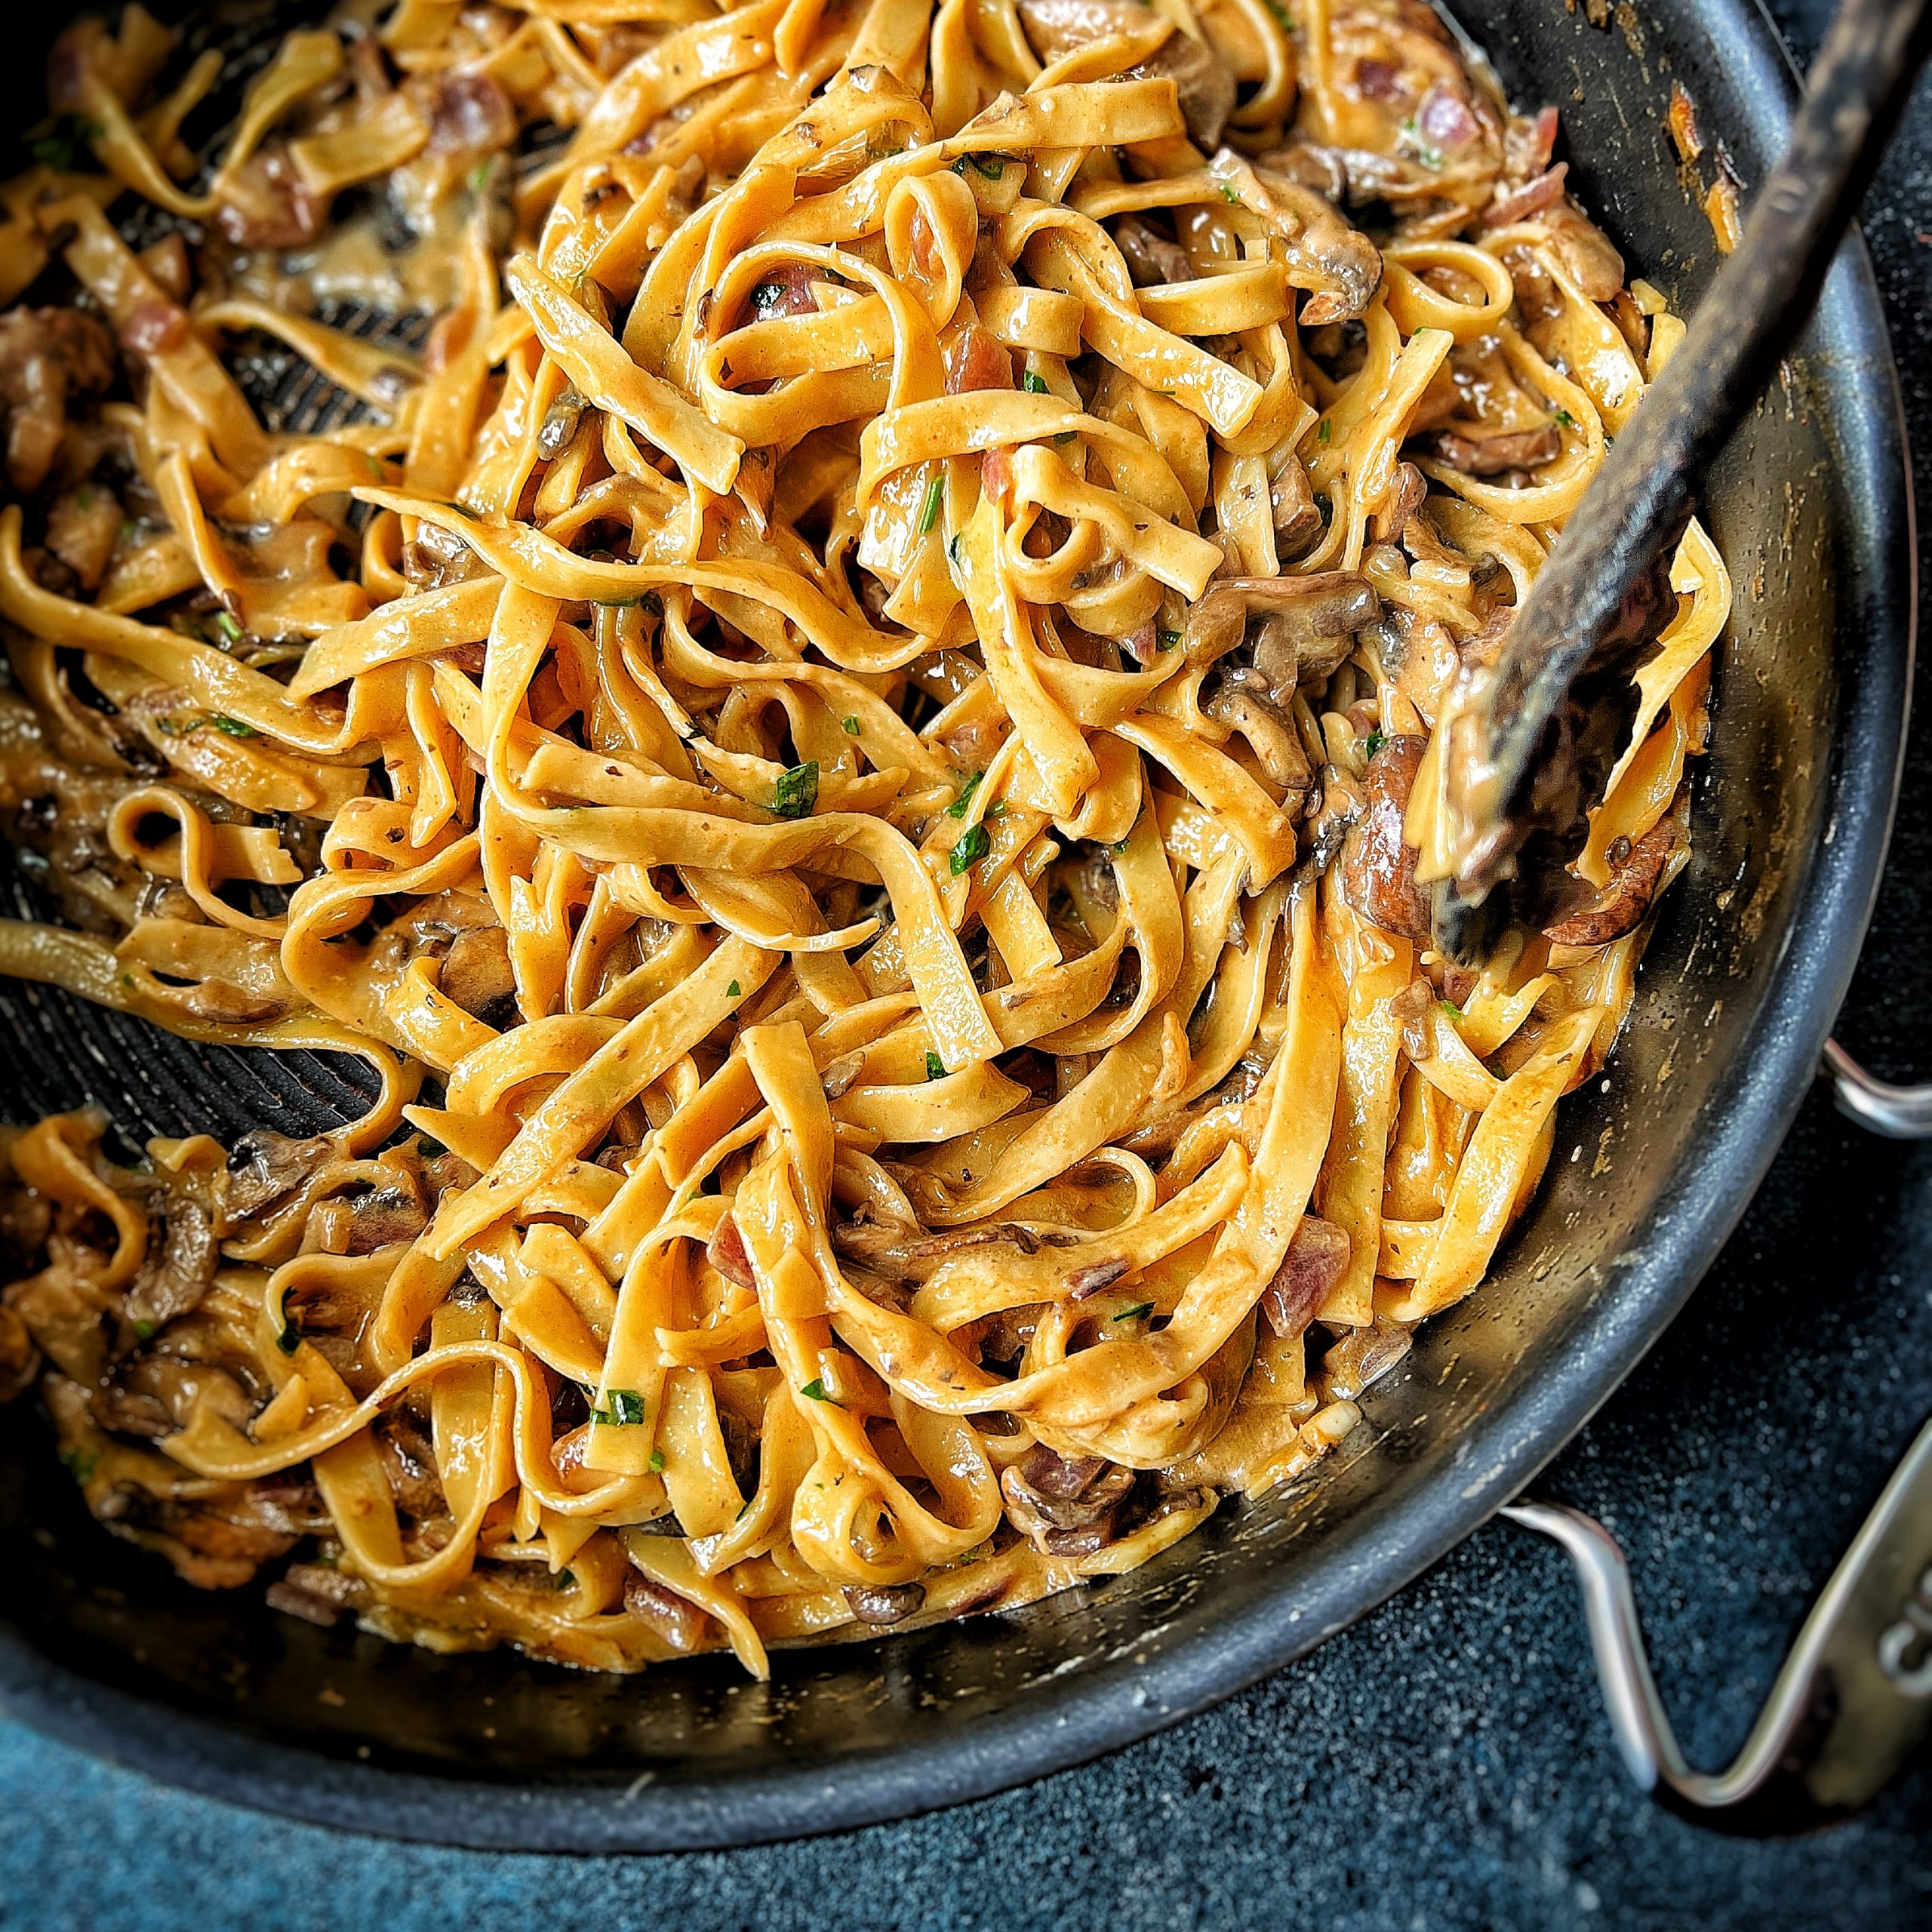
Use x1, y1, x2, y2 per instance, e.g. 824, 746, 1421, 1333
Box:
0, 0, 1911, 1851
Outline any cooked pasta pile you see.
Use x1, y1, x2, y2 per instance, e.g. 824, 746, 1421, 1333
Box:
0, 0, 1726, 1673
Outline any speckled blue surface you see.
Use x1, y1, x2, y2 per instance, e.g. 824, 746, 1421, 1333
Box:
9, 2, 1932, 1926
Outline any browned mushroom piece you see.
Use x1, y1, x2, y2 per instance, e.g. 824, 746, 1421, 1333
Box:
1371, 459, 1427, 543
266, 1559, 370, 1628
1543, 814, 1678, 946
623, 1569, 715, 1650
1272, 454, 1324, 558
1220, 155, 1386, 325
1201, 676, 1312, 797
248, 1467, 328, 1536
439, 924, 518, 1029
843, 1580, 928, 1626
344, 1180, 428, 1254
96, 1353, 251, 1438
1306, 764, 1366, 872
1001, 1442, 1136, 1551
124, 1189, 217, 1335
402, 518, 488, 589
1338, 733, 1432, 941
45, 482, 122, 590
0, 307, 116, 495
1184, 573, 1382, 702
223, 1128, 337, 1223
1429, 422, 1562, 477
1016, 0, 1235, 147
1112, 214, 1195, 287
1261, 1215, 1352, 1337
214, 143, 327, 250
1539, 202, 1626, 303
706, 1211, 757, 1289
374, 1411, 448, 1519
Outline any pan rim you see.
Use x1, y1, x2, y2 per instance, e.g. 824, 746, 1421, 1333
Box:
0, 0, 1915, 1853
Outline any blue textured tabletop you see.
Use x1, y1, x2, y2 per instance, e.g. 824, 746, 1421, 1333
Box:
8, 1, 1932, 1926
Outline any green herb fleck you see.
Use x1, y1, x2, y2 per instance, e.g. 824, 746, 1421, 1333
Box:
772, 759, 819, 819
1022, 370, 1049, 395
277, 1320, 301, 1355
556, 1567, 577, 1589
1110, 1300, 1155, 1324
727, 979, 742, 998
925, 1050, 946, 1081
1553, 407, 1577, 428
1363, 728, 1386, 758
469, 158, 494, 195
1317, 417, 1332, 445
1400, 115, 1444, 171
1157, 626, 1182, 651
947, 531, 964, 568
58, 1446, 100, 1484
118, 518, 137, 541
1263, 0, 1295, 28
1220, 182, 1239, 204
131, 1317, 156, 1342
918, 473, 944, 535
209, 714, 257, 738
597, 595, 642, 610
648, 1449, 666, 1472
1055, 429, 1076, 445
596, 1388, 646, 1426
969, 152, 1007, 180
949, 822, 989, 875
947, 771, 983, 819
799, 1377, 838, 1404
214, 611, 245, 646
1440, 998, 1463, 1020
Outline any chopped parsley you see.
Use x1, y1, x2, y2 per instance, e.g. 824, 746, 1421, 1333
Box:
925, 1050, 946, 1081
1220, 182, 1239, 204
1317, 418, 1333, 445
209, 714, 257, 738
799, 1377, 838, 1403
1400, 115, 1445, 171
1263, 0, 1295, 27
947, 771, 983, 819
949, 823, 989, 874
648, 1450, 666, 1472
918, 473, 944, 535
727, 979, 742, 998
751, 279, 789, 318
1156, 626, 1183, 651
968, 152, 1008, 180
130, 1317, 156, 1341
1110, 1301, 1155, 1324
593, 1389, 647, 1426
469, 157, 494, 195
841, 715, 861, 735
1363, 728, 1387, 758
947, 531, 964, 568
772, 759, 819, 819
1055, 429, 1076, 445
213, 611, 245, 647
58, 1446, 100, 1484
1440, 998, 1463, 1020
276, 1318, 301, 1355
1022, 370, 1049, 395
1553, 407, 1577, 428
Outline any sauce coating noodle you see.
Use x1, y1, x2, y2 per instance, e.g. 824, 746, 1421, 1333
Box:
0, 0, 1723, 1672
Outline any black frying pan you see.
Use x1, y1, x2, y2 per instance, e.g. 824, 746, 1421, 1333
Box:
0, 0, 1911, 1852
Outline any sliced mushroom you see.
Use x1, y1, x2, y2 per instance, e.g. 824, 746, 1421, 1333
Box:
267, 1559, 369, 1628
1202, 676, 1312, 796
374, 1411, 448, 1519
1214, 152, 1384, 324
125, 1191, 217, 1334
1001, 1443, 1136, 1547
1338, 734, 1432, 940
707, 1211, 757, 1290
344, 1180, 427, 1255
1260, 1215, 1352, 1337
844, 1580, 928, 1626
1429, 422, 1561, 477
1113, 214, 1194, 287
623, 1570, 714, 1650
0, 306, 116, 494
439, 924, 518, 1029
223, 1129, 336, 1223
1543, 814, 1678, 946
1184, 573, 1381, 699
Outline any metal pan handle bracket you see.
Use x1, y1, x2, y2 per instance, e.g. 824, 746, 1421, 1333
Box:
1504, 1412, 1932, 1831
1823, 1039, 1932, 1137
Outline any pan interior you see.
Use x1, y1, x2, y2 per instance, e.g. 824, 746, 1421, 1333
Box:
0, 0, 1909, 1850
